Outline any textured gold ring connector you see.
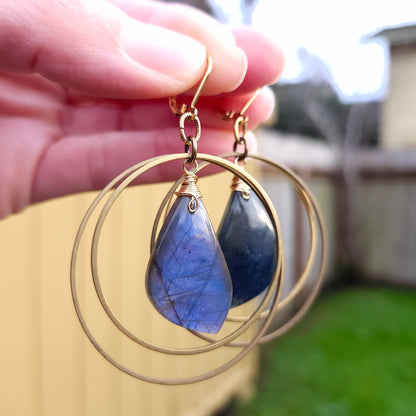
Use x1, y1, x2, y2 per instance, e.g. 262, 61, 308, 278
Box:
179, 112, 201, 145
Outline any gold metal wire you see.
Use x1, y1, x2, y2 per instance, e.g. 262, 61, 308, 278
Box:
70, 153, 284, 385
251, 155, 327, 344
230, 174, 251, 197
175, 170, 202, 213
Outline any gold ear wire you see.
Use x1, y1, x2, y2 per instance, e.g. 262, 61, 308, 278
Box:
223, 87, 263, 121
169, 57, 213, 116
222, 88, 263, 144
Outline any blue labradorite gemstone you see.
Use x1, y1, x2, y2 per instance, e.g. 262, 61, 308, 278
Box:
146, 196, 232, 333
218, 190, 277, 307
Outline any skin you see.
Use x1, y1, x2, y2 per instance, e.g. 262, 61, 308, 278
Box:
0, 0, 284, 219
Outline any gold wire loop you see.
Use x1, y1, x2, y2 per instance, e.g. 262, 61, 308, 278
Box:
179, 112, 201, 144
175, 167, 202, 214
187, 196, 198, 213
169, 57, 213, 116
182, 159, 199, 174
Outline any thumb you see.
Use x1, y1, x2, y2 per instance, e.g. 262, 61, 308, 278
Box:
0, 0, 207, 98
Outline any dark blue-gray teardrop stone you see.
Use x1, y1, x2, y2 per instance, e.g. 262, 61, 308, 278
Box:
146, 196, 232, 333
218, 190, 276, 307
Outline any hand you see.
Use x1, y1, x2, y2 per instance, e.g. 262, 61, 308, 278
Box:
0, 0, 284, 218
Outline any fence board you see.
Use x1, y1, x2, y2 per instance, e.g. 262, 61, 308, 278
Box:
0, 172, 258, 416
0, 209, 43, 416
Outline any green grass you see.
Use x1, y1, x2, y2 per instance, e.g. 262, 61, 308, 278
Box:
233, 287, 416, 416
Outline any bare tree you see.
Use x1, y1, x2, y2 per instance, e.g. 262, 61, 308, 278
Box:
277, 50, 371, 270
240, 0, 260, 24
205, 0, 259, 24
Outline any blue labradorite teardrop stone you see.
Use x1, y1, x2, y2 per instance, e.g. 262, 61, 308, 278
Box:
146, 196, 232, 333
218, 190, 277, 307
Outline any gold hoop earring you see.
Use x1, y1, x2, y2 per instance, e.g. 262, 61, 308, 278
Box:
70, 63, 326, 384
71, 59, 286, 384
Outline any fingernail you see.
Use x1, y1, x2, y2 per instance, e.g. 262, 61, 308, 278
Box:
121, 18, 206, 81
245, 131, 258, 153
231, 47, 248, 90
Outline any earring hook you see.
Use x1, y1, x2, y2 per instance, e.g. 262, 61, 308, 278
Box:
223, 87, 263, 121
169, 56, 213, 117
221, 87, 263, 147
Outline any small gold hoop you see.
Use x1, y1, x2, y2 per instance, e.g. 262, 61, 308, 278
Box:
89, 154, 282, 354
149, 153, 326, 347
182, 158, 198, 174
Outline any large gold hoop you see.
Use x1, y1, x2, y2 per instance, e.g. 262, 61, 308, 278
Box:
71, 153, 284, 384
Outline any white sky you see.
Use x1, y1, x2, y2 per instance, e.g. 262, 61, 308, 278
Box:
210, 0, 416, 102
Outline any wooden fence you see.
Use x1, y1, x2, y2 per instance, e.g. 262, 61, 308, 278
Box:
259, 131, 416, 286
0, 172, 258, 416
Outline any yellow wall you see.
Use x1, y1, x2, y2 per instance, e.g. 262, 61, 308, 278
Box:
0, 172, 257, 416
382, 44, 416, 148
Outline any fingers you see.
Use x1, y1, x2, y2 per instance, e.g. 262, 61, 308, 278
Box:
115, 1, 284, 95
34, 85, 270, 203
198, 87, 276, 127
231, 27, 285, 94
31, 127, 257, 202
0, 0, 247, 99
0, 0, 204, 98
0, 0, 284, 213
112, 0, 247, 95
62, 88, 275, 136
0, 0, 283, 100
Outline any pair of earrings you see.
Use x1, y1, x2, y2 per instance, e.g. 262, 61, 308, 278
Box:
71, 58, 326, 384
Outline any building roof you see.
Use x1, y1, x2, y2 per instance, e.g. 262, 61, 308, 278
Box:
367, 22, 416, 46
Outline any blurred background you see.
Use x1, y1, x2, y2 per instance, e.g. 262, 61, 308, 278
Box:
1, 1, 415, 416
172, 1, 416, 415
